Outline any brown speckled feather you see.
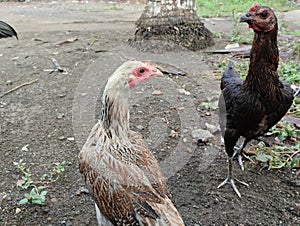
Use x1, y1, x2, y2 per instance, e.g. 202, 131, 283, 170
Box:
79, 126, 184, 225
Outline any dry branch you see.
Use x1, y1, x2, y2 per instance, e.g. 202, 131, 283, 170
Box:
0, 79, 39, 98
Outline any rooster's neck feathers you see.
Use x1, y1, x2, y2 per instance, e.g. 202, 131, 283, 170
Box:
245, 23, 280, 91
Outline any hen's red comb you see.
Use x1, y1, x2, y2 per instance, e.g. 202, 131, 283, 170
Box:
249, 2, 259, 12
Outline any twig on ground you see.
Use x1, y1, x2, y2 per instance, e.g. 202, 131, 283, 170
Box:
0, 79, 39, 98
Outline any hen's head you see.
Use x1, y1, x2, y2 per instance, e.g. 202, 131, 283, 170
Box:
240, 2, 277, 32
105, 61, 163, 95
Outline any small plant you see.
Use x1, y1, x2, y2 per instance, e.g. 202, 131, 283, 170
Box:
19, 187, 47, 205
251, 142, 300, 169
270, 120, 300, 141
249, 120, 300, 169
14, 157, 66, 205
14, 160, 34, 189
50, 161, 66, 182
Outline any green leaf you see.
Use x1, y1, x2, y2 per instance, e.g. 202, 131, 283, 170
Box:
29, 188, 37, 196
256, 152, 272, 162
32, 199, 42, 205
24, 193, 32, 200
40, 191, 47, 196
40, 195, 46, 202
19, 198, 28, 205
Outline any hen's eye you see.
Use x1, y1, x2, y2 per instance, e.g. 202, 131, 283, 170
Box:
139, 68, 145, 74
261, 11, 268, 18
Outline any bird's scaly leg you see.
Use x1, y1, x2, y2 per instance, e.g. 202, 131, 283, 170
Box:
217, 157, 249, 198
233, 138, 254, 171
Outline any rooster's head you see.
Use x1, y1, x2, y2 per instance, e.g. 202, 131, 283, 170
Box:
240, 2, 277, 32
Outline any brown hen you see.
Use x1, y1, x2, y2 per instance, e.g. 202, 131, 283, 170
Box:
79, 61, 185, 225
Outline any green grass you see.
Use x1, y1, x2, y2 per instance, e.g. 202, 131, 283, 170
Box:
279, 61, 300, 83
290, 29, 300, 36
215, 58, 300, 85
196, 0, 298, 17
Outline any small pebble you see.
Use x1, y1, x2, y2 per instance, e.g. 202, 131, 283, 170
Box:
152, 90, 163, 95
15, 208, 21, 214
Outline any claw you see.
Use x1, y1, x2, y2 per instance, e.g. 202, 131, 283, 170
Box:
217, 157, 249, 198
230, 178, 241, 198
217, 177, 249, 198
217, 178, 229, 189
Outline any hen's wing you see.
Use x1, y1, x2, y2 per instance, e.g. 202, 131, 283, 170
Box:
79, 123, 184, 226
0, 21, 18, 39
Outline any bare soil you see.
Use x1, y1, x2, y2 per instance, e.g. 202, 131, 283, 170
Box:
0, 1, 299, 226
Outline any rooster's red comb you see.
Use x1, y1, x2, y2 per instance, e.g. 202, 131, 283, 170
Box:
249, 2, 259, 12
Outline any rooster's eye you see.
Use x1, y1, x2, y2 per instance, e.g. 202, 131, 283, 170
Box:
138, 68, 145, 74
261, 11, 268, 18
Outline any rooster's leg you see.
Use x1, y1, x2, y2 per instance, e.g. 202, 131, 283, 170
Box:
233, 138, 251, 171
217, 157, 249, 198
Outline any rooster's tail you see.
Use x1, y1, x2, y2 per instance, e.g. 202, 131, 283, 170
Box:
220, 61, 240, 90
222, 61, 239, 79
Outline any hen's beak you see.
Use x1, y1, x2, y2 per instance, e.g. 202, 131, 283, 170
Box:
240, 13, 253, 23
152, 68, 163, 77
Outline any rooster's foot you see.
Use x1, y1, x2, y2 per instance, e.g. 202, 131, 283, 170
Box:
217, 177, 249, 198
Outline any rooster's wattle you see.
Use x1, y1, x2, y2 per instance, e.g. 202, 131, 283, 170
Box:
79, 61, 185, 225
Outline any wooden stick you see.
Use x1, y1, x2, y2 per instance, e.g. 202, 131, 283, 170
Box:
0, 79, 39, 98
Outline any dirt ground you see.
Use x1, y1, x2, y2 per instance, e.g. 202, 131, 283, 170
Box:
0, 1, 299, 226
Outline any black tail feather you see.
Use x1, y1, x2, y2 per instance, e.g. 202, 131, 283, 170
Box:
0, 21, 18, 39
222, 61, 239, 79
220, 61, 241, 90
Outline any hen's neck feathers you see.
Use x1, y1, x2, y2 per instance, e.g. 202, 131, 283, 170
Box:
245, 24, 281, 93
100, 71, 130, 141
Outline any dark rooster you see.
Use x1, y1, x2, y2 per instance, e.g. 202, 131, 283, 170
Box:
218, 2, 295, 197
79, 61, 185, 225
0, 21, 18, 39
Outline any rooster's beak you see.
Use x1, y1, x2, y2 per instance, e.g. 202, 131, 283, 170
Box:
240, 13, 253, 23
153, 68, 163, 77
